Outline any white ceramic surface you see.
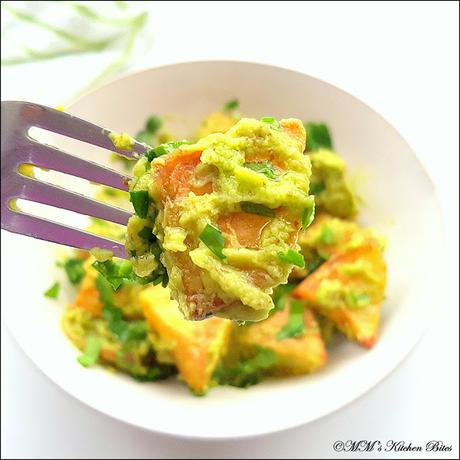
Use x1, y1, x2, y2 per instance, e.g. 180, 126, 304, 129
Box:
2, 61, 445, 439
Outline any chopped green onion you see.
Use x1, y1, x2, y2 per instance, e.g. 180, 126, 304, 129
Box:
44, 281, 60, 299
310, 181, 326, 195
306, 255, 326, 275
199, 224, 226, 260
137, 226, 156, 242
320, 226, 334, 245
223, 99, 239, 112
214, 347, 278, 388
95, 274, 115, 304
243, 161, 278, 180
272, 283, 295, 312
278, 249, 305, 268
277, 300, 305, 340
302, 198, 315, 229
62, 257, 85, 285
145, 141, 190, 162
102, 304, 129, 338
77, 336, 101, 368
146, 115, 162, 134
135, 130, 153, 145
129, 190, 150, 218
346, 292, 371, 308
304, 122, 333, 151
241, 202, 275, 217
260, 116, 280, 129
120, 320, 148, 342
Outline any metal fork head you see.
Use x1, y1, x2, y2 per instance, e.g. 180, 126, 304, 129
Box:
1, 101, 149, 258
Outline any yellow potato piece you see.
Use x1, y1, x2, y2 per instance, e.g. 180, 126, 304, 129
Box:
139, 285, 233, 394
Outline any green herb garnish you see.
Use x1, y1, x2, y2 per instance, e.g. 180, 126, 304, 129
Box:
214, 347, 278, 388
278, 249, 305, 268
302, 198, 315, 229
243, 161, 278, 180
77, 336, 102, 368
277, 300, 305, 340
304, 122, 333, 151
132, 364, 177, 382
146, 115, 162, 134
137, 226, 156, 242
272, 283, 295, 312
320, 226, 334, 245
306, 255, 326, 275
44, 281, 60, 299
223, 99, 239, 112
240, 202, 275, 218
199, 224, 226, 260
310, 181, 326, 195
260, 116, 280, 129
129, 190, 150, 218
145, 141, 190, 162
61, 257, 85, 285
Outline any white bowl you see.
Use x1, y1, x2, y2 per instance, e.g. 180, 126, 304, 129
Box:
2, 61, 444, 439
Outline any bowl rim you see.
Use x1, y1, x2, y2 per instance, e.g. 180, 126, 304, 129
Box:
4, 59, 447, 440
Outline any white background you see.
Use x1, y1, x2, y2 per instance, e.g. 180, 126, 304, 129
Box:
2, 1, 459, 458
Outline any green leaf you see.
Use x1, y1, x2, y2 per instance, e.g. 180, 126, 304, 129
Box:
277, 300, 305, 340
129, 190, 150, 218
199, 224, 226, 260
223, 99, 239, 112
310, 181, 326, 195
95, 274, 115, 304
243, 161, 278, 180
278, 249, 305, 268
272, 283, 295, 312
103, 304, 129, 338
62, 258, 86, 285
214, 347, 278, 388
44, 281, 60, 299
240, 202, 275, 218
302, 198, 315, 229
304, 122, 333, 151
260, 117, 280, 129
146, 115, 162, 134
320, 226, 334, 244
145, 141, 190, 162
77, 336, 101, 368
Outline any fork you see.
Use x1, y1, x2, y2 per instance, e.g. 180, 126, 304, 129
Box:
1, 101, 150, 258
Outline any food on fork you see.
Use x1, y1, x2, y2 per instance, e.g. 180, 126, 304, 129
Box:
126, 117, 315, 321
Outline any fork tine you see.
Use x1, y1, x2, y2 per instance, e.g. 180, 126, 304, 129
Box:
5, 174, 132, 226
20, 139, 130, 191
1, 206, 127, 258
3, 101, 149, 158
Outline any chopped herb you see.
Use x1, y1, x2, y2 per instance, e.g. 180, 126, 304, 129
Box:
302, 198, 315, 229
223, 99, 239, 112
277, 300, 305, 340
214, 347, 278, 388
272, 283, 295, 312
102, 304, 129, 338
135, 130, 153, 145
62, 257, 85, 285
44, 281, 60, 299
241, 202, 275, 218
306, 255, 326, 275
146, 115, 162, 134
77, 336, 101, 368
304, 122, 333, 151
199, 224, 225, 260
145, 141, 190, 162
346, 292, 371, 308
129, 190, 150, 218
278, 249, 305, 268
137, 226, 156, 242
132, 364, 177, 382
320, 226, 334, 245
260, 116, 280, 129
243, 161, 278, 180
310, 181, 326, 195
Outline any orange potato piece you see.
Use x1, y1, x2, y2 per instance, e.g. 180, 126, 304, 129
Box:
294, 241, 386, 348
140, 286, 233, 394
237, 307, 327, 375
